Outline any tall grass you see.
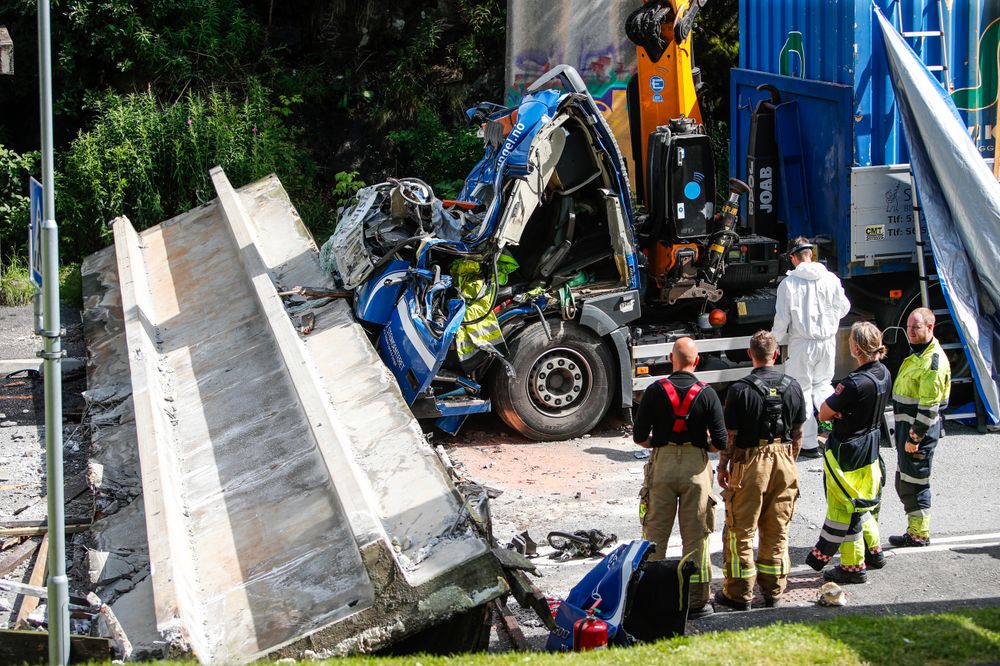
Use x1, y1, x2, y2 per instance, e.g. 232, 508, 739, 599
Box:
0, 255, 35, 306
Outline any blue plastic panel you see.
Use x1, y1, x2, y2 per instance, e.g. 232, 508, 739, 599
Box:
730, 70, 853, 272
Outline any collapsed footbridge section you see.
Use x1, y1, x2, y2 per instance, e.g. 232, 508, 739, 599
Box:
83, 169, 504, 663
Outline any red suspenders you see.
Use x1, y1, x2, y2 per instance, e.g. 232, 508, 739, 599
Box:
657, 378, 707, 433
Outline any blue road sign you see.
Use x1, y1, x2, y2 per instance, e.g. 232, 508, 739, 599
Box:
29, 177, 42, 288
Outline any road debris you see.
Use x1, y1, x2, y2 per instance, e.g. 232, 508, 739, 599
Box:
817, 582, 847, 607
547, 530, 617, 561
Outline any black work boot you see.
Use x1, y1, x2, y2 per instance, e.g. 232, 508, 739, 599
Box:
761, 596, 784, 609
865, 549, 886, 569
823, 565, 867, 584
688, 602, 715, 620
714, 590, 752, 611
889, 533, 929, 548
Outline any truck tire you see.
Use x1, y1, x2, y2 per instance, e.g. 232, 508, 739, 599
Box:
491, 319, 615, 441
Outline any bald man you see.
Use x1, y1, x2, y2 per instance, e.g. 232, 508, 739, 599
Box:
635, 337, 727, 619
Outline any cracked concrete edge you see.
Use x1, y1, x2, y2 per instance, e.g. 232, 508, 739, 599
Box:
269, 545, 507, 659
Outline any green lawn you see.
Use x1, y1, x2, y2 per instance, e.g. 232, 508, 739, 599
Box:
138, 607, 1000, 665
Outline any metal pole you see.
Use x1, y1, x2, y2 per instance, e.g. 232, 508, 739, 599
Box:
910, 176, 931, 309
37, 1, 69, 664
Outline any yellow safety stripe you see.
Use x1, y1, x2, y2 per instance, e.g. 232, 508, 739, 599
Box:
755, 561, 784, 576
727, 531, 756, 578
676, 550, 695, 610
690, 536, 711, 583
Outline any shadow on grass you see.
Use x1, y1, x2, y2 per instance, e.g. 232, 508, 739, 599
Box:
811, 604, 1000, 665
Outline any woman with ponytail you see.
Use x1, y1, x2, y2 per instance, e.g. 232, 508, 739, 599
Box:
805, 321, 891, 584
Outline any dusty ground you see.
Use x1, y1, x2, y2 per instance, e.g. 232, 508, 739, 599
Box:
445, 411, 1000, 649
0, 305, 92, 631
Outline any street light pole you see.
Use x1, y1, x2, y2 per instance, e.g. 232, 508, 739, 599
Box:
36, 1, 69, 664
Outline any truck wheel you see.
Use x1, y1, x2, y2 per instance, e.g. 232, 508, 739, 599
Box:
492, 320, 615, 441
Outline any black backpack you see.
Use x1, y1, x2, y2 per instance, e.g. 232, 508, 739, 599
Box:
740, 374, 794, 442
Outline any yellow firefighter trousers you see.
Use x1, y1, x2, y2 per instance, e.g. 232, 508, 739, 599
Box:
641, 444, 717, 608
721, 441, 799, 603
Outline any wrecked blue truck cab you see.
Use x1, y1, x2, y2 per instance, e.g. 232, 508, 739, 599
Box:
326, 66, 645, 440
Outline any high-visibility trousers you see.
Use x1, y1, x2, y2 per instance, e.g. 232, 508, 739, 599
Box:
641, 444, 717, 608
895, 419, 941, 539
806, 434, 883, 570
720, 441, 799, 603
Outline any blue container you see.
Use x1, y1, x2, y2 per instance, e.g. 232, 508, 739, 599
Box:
732, 0, 1000, 277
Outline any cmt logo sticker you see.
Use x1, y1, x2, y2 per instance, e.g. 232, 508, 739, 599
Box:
865, 225, 886, 241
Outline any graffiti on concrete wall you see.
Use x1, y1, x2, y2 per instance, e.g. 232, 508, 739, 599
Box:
506, 0, 638, 185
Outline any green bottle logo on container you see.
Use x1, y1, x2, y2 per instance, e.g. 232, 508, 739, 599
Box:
950, 17, 1000, 111
779, 31, 805, 78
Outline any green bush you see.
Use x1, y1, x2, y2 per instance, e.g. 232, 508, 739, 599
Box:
331, 171, 367, 209
387, 106, 481, 199
0, 255, 35, 307
57, 0, 266, 117
60, 262, 83, 307
0, 146, 40, 260
58, 82, 323, 260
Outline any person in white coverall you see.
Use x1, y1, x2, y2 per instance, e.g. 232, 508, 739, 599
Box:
771, 238, 851, 459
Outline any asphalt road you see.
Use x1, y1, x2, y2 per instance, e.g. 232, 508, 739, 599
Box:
446, 413, 1000, 646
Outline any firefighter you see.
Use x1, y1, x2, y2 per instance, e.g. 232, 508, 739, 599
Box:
716, 330, 806, 610
806, 321, 890, 583
772, 237, 851, 458
634, 337, 727, 619
890, 307, 950, 547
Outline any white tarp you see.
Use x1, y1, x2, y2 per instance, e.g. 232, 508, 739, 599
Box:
876, 6, 1000, 422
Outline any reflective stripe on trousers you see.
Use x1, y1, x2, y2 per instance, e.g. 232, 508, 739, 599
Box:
721, 442, 799, 603
642, 444, 716, 607
894, 418, 940, 538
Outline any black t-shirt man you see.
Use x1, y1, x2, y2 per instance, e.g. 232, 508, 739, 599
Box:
824, 361, 890, 440
724, 367, 808, 448
634, 371, 728, 450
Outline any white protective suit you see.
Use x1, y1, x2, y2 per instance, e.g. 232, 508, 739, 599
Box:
772, 260, 851, 451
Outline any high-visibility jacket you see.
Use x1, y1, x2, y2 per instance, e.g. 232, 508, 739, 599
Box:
892, 337, 951, 439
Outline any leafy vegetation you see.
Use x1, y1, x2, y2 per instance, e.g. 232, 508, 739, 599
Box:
57, 82, 318, 259
59, 261, 83, 307
0, 0, 740, 270
331, 171, 367, 209
0, 145, 39, 259
387, 106, 482, 198
0, 254, 34, 306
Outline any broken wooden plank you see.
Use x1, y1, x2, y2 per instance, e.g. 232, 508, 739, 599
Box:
0, 539, 37, 577
0, 580, 100, 610
0, 579, 47, 599
86, 592, 132, 660
492, 598, 529, 651
14, 534, 47, 629
0, 629, 112, 664
0, 521, 91, 538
